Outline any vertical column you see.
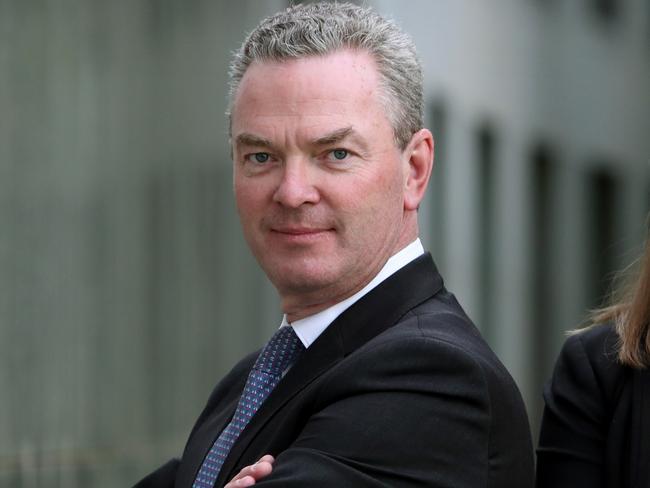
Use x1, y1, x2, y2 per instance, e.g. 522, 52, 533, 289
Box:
490, 132, 536, 421
0, 0, 13, 464
444, 106, 480, 322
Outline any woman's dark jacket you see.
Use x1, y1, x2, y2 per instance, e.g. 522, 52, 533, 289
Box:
537, 323, 650, 487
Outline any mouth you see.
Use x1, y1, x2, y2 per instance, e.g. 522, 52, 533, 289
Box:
270, 227, 334, 243
272, 227, 330, 235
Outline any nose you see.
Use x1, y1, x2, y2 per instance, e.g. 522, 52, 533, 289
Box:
272, 160, 320, 208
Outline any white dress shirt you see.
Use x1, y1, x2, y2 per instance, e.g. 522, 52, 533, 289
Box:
281, 238, 425, 348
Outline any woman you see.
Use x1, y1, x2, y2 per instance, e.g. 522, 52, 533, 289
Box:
536, 231, 650, 487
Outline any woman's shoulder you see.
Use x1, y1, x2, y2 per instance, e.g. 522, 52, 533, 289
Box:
571, 322, 620, 363
557, 322, 628, 402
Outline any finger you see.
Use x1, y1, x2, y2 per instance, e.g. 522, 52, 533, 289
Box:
224, 474, 256, 488
257, 454, 275, 465
227, 456, 275, 486
249, 459, 273, 478
226, 465, 254, 484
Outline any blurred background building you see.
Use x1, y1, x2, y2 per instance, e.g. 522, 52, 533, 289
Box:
1, 0, 648, 485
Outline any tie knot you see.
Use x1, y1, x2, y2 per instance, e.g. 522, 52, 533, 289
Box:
253, 326, 304, 375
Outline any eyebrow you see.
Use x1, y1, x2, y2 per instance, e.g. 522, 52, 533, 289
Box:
234, 126, 369, 152
235, 133, 274, 148
310, 126, 354, 146
310, 126, 370, 153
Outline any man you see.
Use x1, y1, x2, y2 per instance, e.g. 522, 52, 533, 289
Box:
136, 3, 534, 487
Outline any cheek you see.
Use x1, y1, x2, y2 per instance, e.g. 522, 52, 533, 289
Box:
234, 185, 261, 231
235, 175, 264, 208
336, 173, 402, 230
359, 166, 404, 208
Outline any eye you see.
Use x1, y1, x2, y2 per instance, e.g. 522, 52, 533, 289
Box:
330, 149, 348, 160
246, 152, 270, 164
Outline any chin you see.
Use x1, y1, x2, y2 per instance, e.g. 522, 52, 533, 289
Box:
269, 264, 337, 295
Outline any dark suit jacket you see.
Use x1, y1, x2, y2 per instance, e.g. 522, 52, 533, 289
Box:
135, 254, 534, 487
536, 323, 650, 487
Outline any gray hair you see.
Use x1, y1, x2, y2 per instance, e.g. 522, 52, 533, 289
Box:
228, 2, 423, 149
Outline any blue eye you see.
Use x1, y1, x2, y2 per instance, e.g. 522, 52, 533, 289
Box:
331, 149, 348, 160
250, 153, 269, 163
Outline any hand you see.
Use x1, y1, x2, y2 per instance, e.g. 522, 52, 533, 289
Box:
224, 455, 275, 487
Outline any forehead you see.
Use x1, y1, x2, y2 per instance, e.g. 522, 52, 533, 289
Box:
231, 50, 386, 133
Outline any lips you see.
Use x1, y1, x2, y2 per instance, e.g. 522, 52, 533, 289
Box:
269, 226, 334, 244
272, 227, 330, 235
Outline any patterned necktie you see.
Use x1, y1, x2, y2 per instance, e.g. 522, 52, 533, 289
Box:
193, 326, 305, 488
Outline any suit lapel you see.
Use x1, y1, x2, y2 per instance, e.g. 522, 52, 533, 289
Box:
193, 253, 442, 487
335, 253, 442, 355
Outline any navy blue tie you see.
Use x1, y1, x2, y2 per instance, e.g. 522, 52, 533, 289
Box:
192, 326, 304, 488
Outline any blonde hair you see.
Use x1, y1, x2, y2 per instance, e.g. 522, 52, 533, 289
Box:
589, 232, 650, 369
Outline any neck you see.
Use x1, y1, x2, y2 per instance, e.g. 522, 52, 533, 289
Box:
282, 274, 378, 323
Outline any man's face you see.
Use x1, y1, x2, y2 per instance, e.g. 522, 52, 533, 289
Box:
231, 50, 414, 319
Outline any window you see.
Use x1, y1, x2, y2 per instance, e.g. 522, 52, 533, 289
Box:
476, 122, 497, 342
529, 143, 556, 392
591, 0, 620, 21
585, 166, 620, 308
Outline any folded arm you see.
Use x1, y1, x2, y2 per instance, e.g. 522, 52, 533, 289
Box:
244, 337, 499, 487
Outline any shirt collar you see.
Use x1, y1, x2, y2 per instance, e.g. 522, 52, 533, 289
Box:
282, 238, 424, 348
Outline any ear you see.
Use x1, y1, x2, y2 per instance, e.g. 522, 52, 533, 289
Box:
403, 129, 434, 211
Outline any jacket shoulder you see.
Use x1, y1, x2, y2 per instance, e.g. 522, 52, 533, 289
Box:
564, 322, 626, 395
406, 291, 508, 374
543, 322, 628, 431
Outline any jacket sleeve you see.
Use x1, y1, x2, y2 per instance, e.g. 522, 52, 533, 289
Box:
248, 335, 532, 488
536, 332, 611, 488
